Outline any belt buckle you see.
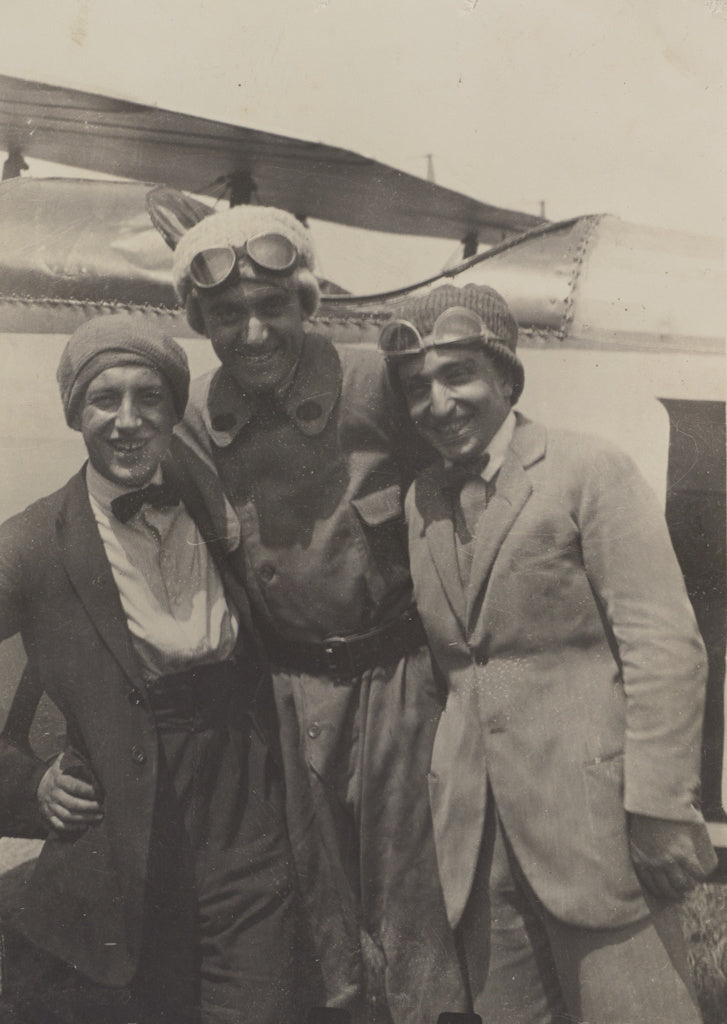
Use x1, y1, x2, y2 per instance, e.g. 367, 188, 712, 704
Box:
323, 636, 358, 682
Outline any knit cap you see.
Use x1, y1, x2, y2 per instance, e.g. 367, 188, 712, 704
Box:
57, 315, 190, 429
172, 205, 318, 304
385, 283, 524, 402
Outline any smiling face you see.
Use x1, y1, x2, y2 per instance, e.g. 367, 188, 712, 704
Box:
80, 364, 177, 488
196, 278, 306, 392
397, 345, 513, 464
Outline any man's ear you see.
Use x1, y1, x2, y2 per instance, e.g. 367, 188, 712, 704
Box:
296, 268, 320, 319
185, 292, 207, 336
493, 359, 515, 404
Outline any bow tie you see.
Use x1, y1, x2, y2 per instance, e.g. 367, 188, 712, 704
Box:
443, 453, 490, 492
111, 480, 181, 523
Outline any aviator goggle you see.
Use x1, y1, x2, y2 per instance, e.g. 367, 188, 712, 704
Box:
189, 232, 300, 291
379, 306, 501, 359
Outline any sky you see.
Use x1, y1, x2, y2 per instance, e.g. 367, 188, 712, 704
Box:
1, 0, 725, 291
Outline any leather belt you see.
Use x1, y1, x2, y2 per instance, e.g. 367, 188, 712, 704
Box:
259, 606, 427, 682
145, 659, 238, 729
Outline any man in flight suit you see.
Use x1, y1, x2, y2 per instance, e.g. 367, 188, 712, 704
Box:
169, 207, 466, 1022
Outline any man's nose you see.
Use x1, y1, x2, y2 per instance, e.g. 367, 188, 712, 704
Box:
245, 316, 269, 346
429, 381, 455, 419
114, 395, 142, 430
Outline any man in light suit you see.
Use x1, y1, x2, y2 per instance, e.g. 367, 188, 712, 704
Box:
0, 316, 315, 1023
379, 284, 717, 1024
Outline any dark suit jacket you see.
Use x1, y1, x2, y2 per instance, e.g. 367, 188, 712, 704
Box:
0, 438, 267, 986
407, 414, 709, 932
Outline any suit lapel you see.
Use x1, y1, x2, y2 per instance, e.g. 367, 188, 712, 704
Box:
164, 439, 233, 580
417, 466, 467, 629
56, 470, 140, 684
466, 417, 546, 634
466, 460, 531, 633
164, 438, 262, 665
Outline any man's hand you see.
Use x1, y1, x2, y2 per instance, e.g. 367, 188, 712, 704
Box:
628, 813, 717, 899
37, 754, 104, 835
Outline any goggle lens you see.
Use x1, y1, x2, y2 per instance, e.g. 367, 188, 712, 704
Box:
432, 307, 486, 346
246, 232, 298, 273
189, 247, 236, 289
378, 320, 422, 356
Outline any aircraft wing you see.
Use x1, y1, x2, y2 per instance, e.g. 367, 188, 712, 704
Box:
0, 73, 543, 243
0, 177, 187, 335
0, 176, 722, 357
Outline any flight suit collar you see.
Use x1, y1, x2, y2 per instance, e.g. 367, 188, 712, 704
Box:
203, 331, 343, 447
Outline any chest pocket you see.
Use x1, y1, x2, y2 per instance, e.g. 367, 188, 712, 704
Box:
351, 484, 409, 604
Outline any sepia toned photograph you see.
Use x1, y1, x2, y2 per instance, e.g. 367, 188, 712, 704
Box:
0, 2, 724, 1021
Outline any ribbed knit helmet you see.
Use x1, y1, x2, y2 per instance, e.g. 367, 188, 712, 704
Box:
385, 283, 524, 403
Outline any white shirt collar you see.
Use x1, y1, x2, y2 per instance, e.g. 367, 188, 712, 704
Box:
482, 409, 516, 481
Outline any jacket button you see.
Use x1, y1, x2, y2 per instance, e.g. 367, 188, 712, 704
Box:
131, 746, 147, 765
296, 399, 322, 421
259, 564, 276, 582
211, 413, 236, 432
307, 722, 321, 739
127, 687, 143, 706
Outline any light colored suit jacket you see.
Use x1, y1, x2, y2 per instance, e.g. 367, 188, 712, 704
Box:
406, 414, 708, 931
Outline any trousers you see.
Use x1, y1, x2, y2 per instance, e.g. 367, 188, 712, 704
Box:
458, 807, 702, 1024
272, 643, 467, 1024
3, 685, 318, 1024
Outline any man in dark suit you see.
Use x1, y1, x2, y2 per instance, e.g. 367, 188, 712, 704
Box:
379, 284, 717, 1024
0, 315, 314, 1023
